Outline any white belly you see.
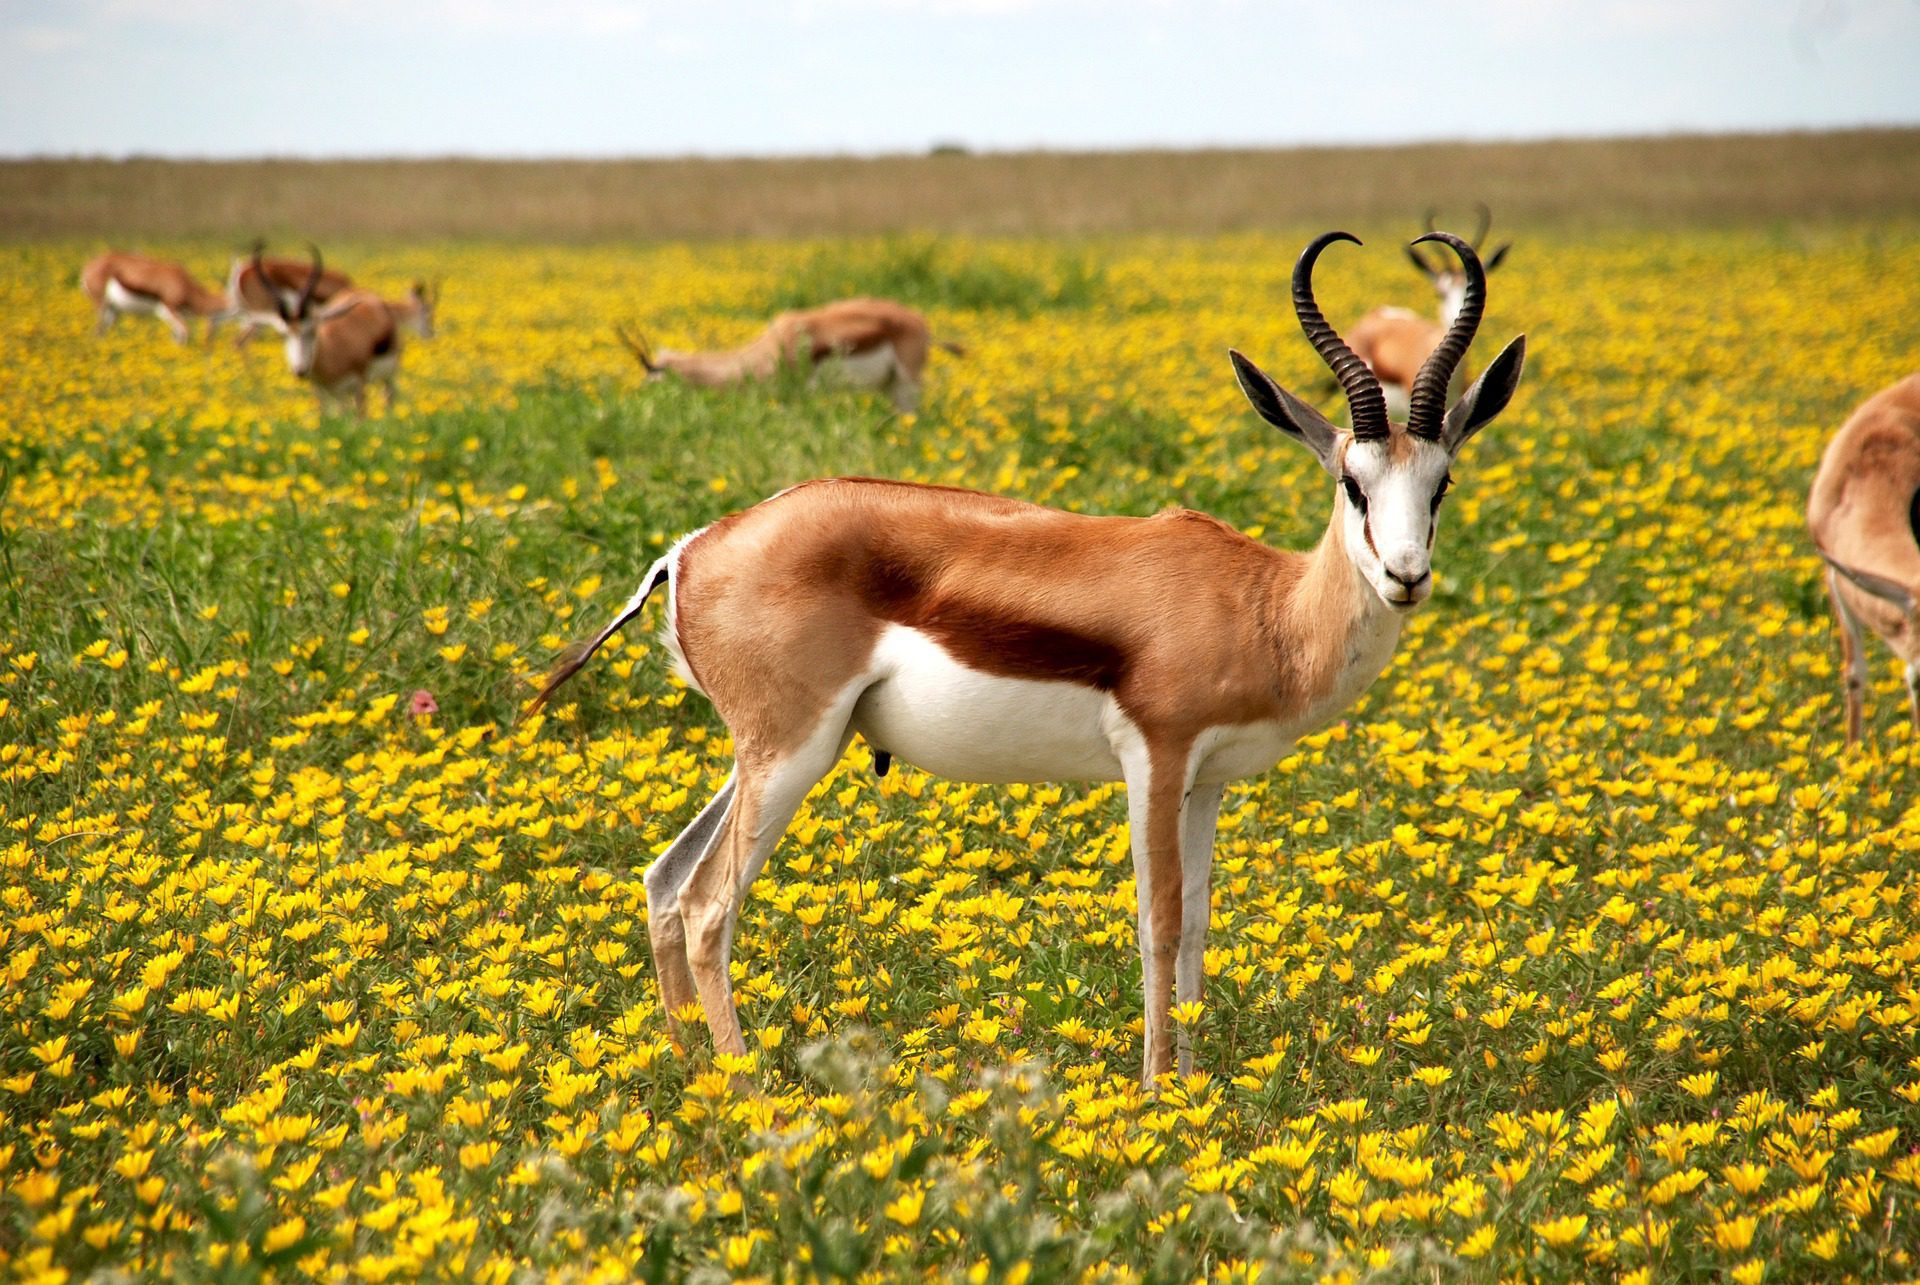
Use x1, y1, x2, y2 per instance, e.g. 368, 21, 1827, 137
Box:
104, 280, 161, 315
367, 353, 400, 384
851, 625, 1125, 783
815, 343, 897, 392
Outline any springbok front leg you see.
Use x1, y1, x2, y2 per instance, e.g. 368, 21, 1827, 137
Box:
1123, 738, 1193, 1084
1175, 781, 1225, 1076
1827, 568, 1870, 745
643, 771, 737, 1046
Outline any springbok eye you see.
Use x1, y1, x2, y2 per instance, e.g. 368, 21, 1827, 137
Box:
1341, 477, 1367, 512
1431, 475, 1453, 511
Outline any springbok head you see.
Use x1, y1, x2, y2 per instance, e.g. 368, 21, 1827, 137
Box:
1408, 205, 1512, 320
1230, 231, 1527, 612
255, 245, 357, 378
405, 280, 439, 339
614, 324, 670, 381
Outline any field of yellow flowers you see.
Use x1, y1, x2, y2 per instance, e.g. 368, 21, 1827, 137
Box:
4, 226, 1920, 1281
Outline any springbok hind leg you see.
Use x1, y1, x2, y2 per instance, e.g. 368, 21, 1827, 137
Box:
642, 771, 737, 1046
679, 722, 854, 1060
1904, 662, 1920, 734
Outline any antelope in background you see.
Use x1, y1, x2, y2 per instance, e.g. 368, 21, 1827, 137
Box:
529, 230, 1525, 1085
79, 252, 230, 344
616, 297, 964, 413
1807, 373, 1920, 743
227, 243, 355, 347
250, 248, 426, 416
1350, 205, 1512, 418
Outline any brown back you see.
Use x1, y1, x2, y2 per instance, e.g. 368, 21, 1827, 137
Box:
1809, 374, 1920, 594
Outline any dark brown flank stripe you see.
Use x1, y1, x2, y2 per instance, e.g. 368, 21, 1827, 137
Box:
857, 554, 1128, 691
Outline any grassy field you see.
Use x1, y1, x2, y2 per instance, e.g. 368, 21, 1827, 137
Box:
6, 129, 1920, 241
5, 204, 1920, 1279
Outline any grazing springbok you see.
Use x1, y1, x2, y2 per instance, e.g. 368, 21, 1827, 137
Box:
1807, 373, 1920, 744
531, 231, 1525, 1084
79, 252, 230, 344
226, 244, 355, 347
616, 297, 964, 413
1350, 206, 1512, 418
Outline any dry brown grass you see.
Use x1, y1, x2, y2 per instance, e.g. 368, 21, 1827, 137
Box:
3, 129, 1917, 242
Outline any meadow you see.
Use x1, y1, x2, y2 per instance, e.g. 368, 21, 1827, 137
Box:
3, 215, 1920, 1281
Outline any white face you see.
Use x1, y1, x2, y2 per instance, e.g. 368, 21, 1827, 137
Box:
265, 314, 322, 378
1335, 433, 1455, 612
409, 288, 436, 340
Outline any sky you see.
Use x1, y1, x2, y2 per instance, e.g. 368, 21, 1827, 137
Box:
2, 0, 1918, 158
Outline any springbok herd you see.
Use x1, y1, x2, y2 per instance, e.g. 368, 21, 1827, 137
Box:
84, 217, 1920, 1084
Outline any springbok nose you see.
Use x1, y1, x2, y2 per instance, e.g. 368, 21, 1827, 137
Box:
1384, 566, 1431, 602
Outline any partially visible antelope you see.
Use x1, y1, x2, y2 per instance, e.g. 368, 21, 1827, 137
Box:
79, 252, 230, 344
226, 243, 354, 347
1350, 206, 1512, 418
616, 297, 964, 413
1807, 373, 1920, 744
528, 231, 1526, 1085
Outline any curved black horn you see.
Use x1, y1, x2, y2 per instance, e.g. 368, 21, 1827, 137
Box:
614, 323, 656, 372
1292, 232, 1388, 441
1405, 231, 1485, 439
1471, 202, 1493, 250
251, 244, 288, 321
296, 244, 324, 318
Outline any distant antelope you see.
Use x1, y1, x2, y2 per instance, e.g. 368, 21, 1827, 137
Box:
616, 297, 964, 413
226, 244, 354, 347
529, 231, 1525, 1084
79, 252, 230, 344
1807, 373, 1920, 744
1350, 206, 1512, 417
249, 248, 403, 416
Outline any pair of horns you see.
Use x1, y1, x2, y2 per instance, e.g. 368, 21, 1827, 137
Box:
1410, 203, 1502, 276
1296, 229, 1485, 442
614, 323, 656, 372
252, 240, 325, 321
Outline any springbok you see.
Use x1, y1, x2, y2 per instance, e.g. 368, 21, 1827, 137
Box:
530, 231, 1525, 1085
1350, 206, 1512, 418
226, 244, 354, 347
249, 248, 401, 416
79, 252, 229, 344
1807, 373, 1920, 744
616, 297, 963, 413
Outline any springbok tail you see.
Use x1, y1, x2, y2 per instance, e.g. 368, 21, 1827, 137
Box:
1822, 552, 1918, 615
520, 556, 671, 722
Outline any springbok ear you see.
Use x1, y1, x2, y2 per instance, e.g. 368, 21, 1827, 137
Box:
1484, 243, 1513, 273
1442, 335, 1526, 452
1824, 555, 1917, 614
317, 296, 363, 323
1230, 349, 1341, 473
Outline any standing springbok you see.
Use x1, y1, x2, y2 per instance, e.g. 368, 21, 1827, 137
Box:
249, 248, 400, 416
1350, 206, 1512, 418
1808, 373, 1920, 744
79, 252, 230, 344
226, 244, 355, 347
616, 297, 963, 413
531, 231, 1525, 1084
